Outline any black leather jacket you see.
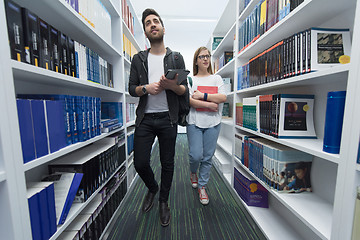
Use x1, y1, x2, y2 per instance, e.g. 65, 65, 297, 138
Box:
128, 47, 188, 127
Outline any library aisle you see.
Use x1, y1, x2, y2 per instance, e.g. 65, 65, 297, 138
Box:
102, 134, 265, 240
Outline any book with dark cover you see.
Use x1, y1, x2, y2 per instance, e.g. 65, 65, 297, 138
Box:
38, 18, 51, 70
68, 37, 77, 77
49, 26, 60, 73
59, 32, 70, 75
21, 8, 40, 66
5, 0, 24, 62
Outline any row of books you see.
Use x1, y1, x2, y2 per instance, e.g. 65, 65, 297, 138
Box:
48, 137, 126, 206
27, 182, 57, 240
213, 51, 233, 73
59, 168, 127, 240
126, 102, 136, 123
212, 37, 224, 51
238, 0, 304, 54
236, 94, 316, 139
4, 0, 114, 88
121, 0, 135, 35
64, 0, 112, 44
17, 95, 102, 163
234, 167, 268, 208
74, 42, 114, 88
235, 133, 313, 193
238, 28, 351, 90
123, 34, 138, 62
101, 102, 123, 128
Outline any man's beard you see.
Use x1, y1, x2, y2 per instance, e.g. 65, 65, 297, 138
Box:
146, 31, 164, 44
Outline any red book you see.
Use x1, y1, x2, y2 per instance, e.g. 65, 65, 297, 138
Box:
196, 86, 218, 111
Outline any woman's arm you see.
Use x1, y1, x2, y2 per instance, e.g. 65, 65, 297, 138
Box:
189, 97, 218, 111
192, 90, 227, 104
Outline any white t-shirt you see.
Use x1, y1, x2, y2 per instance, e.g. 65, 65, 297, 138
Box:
186, 74, 225, 128
145, 53, 169, 113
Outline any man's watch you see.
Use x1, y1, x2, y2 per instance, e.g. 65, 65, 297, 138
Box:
142, 85, 147, 95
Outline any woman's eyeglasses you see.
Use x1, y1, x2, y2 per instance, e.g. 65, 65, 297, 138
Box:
198, 54, 211, 60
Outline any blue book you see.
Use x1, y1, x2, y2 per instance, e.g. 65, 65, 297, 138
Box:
27, 188, 42, 240
28, 182, 57, 237
16, 99, 36, 163
95, 97, 101, 136
101, 118, 119, 128
42, 172, 84, 225
30, 100, 49, 158
76, 96, 87, 142
45, 100, 67, 153
70, 96, 79, 144
101, 102, 123, 126
101, 122, 122, 133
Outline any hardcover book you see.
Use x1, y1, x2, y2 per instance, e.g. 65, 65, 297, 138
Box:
38, 18, 51, 70
16, 99, 36, 163
5, 0, 24, 62
277, 94, 316, 138
196, 86, 218, 111
27, 182, 57, 238
42, 172, 83, 225
49, 26, 60, 73
234, 167, 268, 208
60, 33, 70, 75
21, 8, 40, 66
309, 28, 351, 71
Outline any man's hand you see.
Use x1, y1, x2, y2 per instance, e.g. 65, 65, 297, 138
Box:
146, 82, 163, 95
159, 74, 178, 91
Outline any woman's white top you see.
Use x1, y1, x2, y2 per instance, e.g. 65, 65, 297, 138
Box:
186, 74, 226, 128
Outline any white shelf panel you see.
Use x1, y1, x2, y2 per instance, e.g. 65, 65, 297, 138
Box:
221, 118, 233, 126
235, 158, 332, 239
101, 0, 121, 17
236, 126, 340, 164
215, 58, 235, 77
236, 65, 349, 94
212, 22, 236, 57
0, 171, 6, 182
245, 204, 303, 240
237, 0, 353, 60
23, 128, 123, 171
218, 136, 233, 156
356, 164, 360, 172
212, 0, 237, 36
18, 0, 121, 62
49, 164, 125, 240
122, 20, 142, 52
12, 61, 122, 94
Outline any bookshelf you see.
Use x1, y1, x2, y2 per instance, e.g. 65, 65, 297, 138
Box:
0, 0, 143, 239
210, 0, 360, 239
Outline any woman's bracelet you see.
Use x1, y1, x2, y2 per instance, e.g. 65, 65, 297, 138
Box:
204, 93, 208, 101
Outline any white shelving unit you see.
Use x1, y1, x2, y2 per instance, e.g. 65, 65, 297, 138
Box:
0, 0, 144, 239
210, 0, 360, 239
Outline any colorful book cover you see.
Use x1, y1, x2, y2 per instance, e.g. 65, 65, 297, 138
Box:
196, 86, 218, 111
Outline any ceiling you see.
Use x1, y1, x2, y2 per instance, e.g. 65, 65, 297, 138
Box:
130, 0, 230, 72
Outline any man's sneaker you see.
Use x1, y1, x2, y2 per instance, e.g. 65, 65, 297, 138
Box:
190, 173, 198, 188
198, 186, 209, 205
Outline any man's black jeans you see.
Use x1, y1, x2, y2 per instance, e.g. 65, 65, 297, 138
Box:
133, 111, 177, 203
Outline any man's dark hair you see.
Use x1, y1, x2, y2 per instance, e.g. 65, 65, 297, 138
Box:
141, 8, 164, 30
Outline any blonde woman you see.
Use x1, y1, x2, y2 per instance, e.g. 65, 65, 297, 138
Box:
186, 47, 227, 205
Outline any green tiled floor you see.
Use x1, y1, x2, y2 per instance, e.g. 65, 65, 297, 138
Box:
104, 134, 266, 240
